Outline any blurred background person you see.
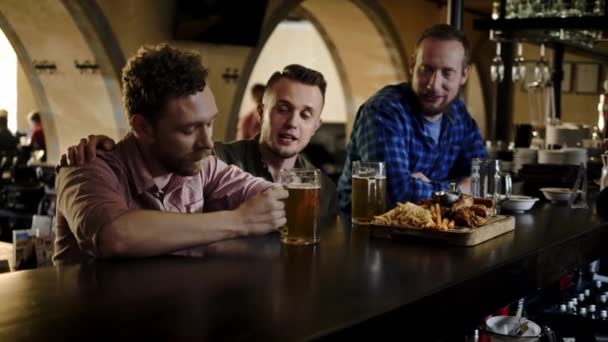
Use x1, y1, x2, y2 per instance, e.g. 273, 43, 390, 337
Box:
236, 83, 265, 140
25, 111, 46, 161
0, 109, 17, 153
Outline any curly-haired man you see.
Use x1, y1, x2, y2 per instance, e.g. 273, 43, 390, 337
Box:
53, 44, 287, 265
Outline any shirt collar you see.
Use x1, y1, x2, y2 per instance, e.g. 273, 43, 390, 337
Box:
252, 134, 311, 173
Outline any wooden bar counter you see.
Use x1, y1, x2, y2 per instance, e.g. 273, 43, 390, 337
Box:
0, 203, 605, 340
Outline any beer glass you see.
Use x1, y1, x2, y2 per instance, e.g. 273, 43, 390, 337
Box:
351, 161, 386, 224
472, 158, 496, 198
471, 158, 505, 199
279, 168, 321, 245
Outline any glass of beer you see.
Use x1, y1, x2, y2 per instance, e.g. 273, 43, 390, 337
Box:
279, 168, 321, 245
352, 161, 386, 224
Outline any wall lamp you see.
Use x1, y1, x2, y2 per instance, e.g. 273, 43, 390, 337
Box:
32, 60, 57, 74
74, 60, 99, 74
222, 68, 239, 83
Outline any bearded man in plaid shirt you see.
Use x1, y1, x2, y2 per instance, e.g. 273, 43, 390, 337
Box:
338, 24, 488, 212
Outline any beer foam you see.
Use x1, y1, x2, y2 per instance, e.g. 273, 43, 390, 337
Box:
285, 184, 320, 189
352, 175, 386, 180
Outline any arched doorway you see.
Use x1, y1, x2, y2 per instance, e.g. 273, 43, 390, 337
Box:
0, 27, 17, 133
227, 0, 407, 142
0, 0, 125, 163
237, 18, 349, 128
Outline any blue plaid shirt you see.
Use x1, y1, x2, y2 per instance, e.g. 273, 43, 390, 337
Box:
338, 83, 487, 212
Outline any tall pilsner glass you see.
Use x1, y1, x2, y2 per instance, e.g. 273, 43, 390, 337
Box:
280, 168, 321, 245
351, 161, 386, 224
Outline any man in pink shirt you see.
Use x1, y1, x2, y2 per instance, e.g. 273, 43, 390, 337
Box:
53, 44, 287, 265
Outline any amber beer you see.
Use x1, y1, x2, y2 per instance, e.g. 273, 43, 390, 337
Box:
282, 184, 321, 245
280, 169, 321, 245
352, 161, 386, 224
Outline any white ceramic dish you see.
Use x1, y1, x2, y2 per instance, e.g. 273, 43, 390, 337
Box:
485, 315, 541, 341
501, 195, 539, 213
540, 187, 574, 202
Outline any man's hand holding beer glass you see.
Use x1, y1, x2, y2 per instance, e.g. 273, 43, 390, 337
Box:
235, 186, 289, 235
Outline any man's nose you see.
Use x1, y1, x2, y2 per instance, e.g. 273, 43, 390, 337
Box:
196, 129, 213, 149
426, 71, 441, 90
285, 111, 298, 127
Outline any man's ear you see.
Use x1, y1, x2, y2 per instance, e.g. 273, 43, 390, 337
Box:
409, 55, 416, 77
130, 114, 154, 143
313, 118, 322, 134
460, 64, 470, 86
256, 104, 264, 124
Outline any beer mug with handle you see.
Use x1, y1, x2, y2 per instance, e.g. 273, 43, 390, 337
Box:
351, 161, 386, 224
279, 168, 321, 245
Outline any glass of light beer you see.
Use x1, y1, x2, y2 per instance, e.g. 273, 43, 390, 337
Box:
352, 161, 386, 224
279, 168, 321, 245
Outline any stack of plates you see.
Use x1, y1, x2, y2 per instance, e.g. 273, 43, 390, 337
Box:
513, 148, 538, 173
538, 148, 587, 165
545, 123, 590, 147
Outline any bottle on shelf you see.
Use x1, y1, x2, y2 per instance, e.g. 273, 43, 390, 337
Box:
600, 294, 608, 311
578, 293, 586, 306
572, 297, 579, 306
601, 310, 608, 320
594, 280, 604, 303
568, 300, 577, 314
590, 304, 597, 319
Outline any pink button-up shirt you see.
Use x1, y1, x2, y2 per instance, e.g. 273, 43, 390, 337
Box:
53, 133, 274, 265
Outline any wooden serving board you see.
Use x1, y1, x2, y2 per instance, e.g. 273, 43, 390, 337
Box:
369, 215, 515, 246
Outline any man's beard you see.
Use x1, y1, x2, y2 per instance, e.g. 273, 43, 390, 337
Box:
421, 103, 448, 116
418, 89, 461, 116
419, 94, 460, 117
154, 145, 211, 176
168, 157, 202, 176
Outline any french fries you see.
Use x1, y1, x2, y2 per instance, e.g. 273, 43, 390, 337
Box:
429, 204, 453, 230
373, 194, 492, 230
373, 201, 456, 230
435, 203, 441, 227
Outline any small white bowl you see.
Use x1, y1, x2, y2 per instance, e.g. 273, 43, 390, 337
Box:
501, 195, 539, 213
485, 315, 541, 341
540, 187, 573, 202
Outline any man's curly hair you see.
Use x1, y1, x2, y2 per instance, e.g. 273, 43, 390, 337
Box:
122, 44, 208, 122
